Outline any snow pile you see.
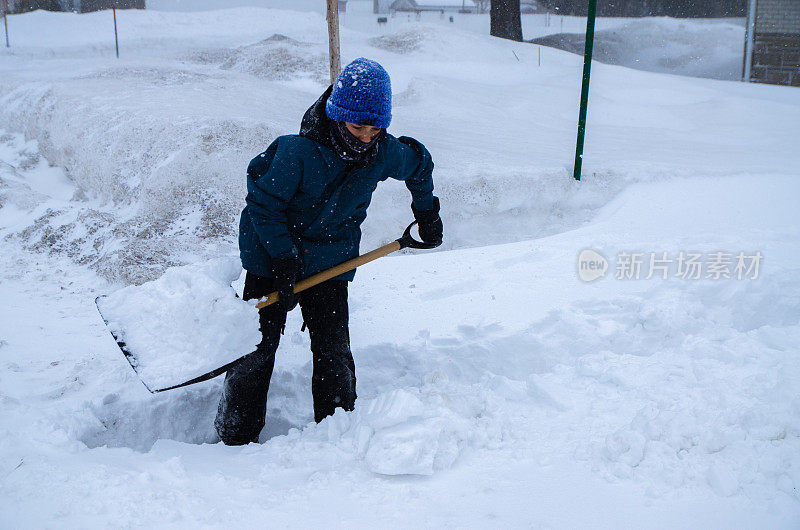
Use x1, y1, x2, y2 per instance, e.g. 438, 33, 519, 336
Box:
369, 29, 429, 54
301, 388, 473, 476
531, 17, 744, 80
96, 257, 260, 392
217, 34, 329, 85
0, 78, 277, 283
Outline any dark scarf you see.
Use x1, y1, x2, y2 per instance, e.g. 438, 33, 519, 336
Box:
299, 86, 385, 166
330, 120, 384, 162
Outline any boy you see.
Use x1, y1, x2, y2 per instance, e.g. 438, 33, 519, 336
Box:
215, 58, 442, 445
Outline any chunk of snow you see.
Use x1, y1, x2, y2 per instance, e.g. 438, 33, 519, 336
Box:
96, 257, 261, 392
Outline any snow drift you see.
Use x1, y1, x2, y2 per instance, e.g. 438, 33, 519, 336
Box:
530, 17, 745, 80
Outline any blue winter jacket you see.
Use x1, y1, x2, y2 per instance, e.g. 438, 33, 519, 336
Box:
239, 89, 435, 281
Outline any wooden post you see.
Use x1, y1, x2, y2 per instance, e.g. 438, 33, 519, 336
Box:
326, 0, 341, 85
3, 0, 9, 48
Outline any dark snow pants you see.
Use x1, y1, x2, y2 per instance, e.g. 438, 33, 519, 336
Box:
214, 272, 356, 445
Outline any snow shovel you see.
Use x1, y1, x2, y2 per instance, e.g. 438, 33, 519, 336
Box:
96, 221, 438, 393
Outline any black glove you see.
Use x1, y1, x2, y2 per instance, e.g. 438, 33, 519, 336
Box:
412, 196, 443, 246
270, 254, 302, 312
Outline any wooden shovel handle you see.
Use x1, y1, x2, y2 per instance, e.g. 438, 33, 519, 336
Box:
255, 240, 401, 309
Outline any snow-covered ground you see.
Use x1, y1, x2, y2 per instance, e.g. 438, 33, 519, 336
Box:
1, 3, 799, 528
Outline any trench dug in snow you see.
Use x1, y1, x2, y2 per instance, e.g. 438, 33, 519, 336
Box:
78, 385, 226, 451
74, 269, 800, 485
75, 323, 558, 470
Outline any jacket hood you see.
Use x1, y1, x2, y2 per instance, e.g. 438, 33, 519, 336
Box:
299, 85, 335, 148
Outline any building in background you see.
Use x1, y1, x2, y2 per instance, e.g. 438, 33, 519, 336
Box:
520, 0, 547, 14
7, 0, 144, 13
743, 0, 800, 86
374, 0, 392, 14
538, 0, 745, 17
374, 0, 544, 15
389, 0, 477, 14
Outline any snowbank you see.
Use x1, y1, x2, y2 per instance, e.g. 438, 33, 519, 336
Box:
531, 17, 744, 80
0, 10, 793, 286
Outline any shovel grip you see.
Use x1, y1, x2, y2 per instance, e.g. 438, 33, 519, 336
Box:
255, 240, 401, 309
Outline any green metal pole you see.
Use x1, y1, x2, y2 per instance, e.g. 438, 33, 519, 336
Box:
573, 0, 597, 181
113, 8, 119, 59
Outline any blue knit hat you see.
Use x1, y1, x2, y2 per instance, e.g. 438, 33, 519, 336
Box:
326, 58, 392, 128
